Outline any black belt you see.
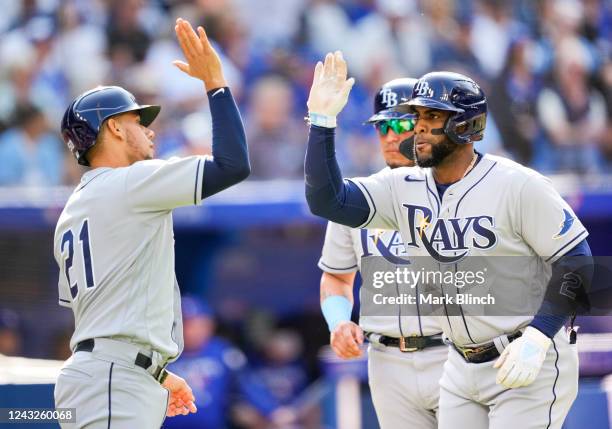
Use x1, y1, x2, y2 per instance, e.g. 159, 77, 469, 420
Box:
366, 333, 445, 352
75, 339, 167, 382
452, 331, 523, 364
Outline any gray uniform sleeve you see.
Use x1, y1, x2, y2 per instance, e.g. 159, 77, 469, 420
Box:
351, 168, 398, 230
318, 221, 359, 274
125, 156, 208, 212
518, 174, 588, 263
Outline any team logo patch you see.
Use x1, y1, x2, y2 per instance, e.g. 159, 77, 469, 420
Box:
379, 87, 398, 108
553, 209, 575, 239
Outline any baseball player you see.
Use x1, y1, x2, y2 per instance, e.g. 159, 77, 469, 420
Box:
318, 78, 447, 428
53, 19, 250, 428
304, 51, 591, 428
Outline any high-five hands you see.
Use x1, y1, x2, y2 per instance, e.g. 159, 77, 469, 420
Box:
307, 51, 355, 121
173, 18, 227, 91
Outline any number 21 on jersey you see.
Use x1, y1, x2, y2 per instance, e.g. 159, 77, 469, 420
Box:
60, 219, 96, 299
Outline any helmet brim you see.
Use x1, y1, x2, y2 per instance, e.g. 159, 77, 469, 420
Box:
136, 105, 161, 127
364, 109, 415, 124
400, 97, 464, 114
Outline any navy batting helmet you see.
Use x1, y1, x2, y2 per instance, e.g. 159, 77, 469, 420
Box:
397, 71, 486, 145
364, 78, 417, 124
61, 86, 161, 166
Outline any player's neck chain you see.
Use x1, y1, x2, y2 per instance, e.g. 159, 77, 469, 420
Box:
433, 151, 478, 184
462, 151, 478, 179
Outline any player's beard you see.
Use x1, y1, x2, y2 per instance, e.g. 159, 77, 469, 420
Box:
416, 137, 460, 168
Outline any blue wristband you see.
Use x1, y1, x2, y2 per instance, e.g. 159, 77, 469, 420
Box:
321, 296, 353, 332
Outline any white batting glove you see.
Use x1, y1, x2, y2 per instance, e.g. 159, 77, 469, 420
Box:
307, 51, 355, 125
493, 327, 552, 388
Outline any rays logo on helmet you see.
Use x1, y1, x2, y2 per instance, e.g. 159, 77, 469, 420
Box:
414, 81, 434, 98
380, 87, 398, 108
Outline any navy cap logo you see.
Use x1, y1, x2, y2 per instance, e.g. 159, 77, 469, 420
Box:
414, 81, 433, 97
380, 87, 398, 108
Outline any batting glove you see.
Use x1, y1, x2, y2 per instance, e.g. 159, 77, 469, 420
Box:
307, 51, 355, 127
493, 327, 552, 388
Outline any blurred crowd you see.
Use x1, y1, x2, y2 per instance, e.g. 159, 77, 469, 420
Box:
0, 0, 610, 184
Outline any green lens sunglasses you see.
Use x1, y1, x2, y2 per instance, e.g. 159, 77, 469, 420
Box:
375, 118, 415, 136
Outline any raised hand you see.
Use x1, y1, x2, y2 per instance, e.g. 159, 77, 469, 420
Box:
173, 18, 227, 91
307, 51, 355, 118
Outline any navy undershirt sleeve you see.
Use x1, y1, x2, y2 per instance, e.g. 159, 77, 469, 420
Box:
304, 126, 370, 227
529, 238, 592, 338
201, 87, 251, 199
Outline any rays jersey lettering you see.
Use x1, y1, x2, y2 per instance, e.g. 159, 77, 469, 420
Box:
359, 229, 409, 265
403, 204, 497, 263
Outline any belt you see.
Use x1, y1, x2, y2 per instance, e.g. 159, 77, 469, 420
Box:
452, 331, 523, 364
76, 339, 168, 383
366, 333, 445, 352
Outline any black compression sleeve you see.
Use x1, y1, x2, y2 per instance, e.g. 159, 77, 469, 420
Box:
304, 125, 370, 227
202, 87, 250, 199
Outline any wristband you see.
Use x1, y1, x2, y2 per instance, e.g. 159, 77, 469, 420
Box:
307, 112, 337, 128
321, 295, 352, 332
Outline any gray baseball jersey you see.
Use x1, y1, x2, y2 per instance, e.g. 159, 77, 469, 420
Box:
53, 156, 207, 362
351, 154, 588, 346
318, 219, 443, 337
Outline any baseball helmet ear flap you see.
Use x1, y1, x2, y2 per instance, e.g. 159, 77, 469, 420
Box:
398, 136, 415, 160
443, 108, 487, 145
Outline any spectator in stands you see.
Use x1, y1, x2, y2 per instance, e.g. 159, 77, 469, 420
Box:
488, 37, 542, 164
50, 327, 72, 361
430, 14, 482, 78
469, 0, 519, 79
245, 75, 304, 180
165, 295, 288, 429
251, 329, 308, 408
0, 103, 63, 186
106, 0, 151, 65
536, 37, 607, 173
0, 308, 22, 356
346, 0, 432, 80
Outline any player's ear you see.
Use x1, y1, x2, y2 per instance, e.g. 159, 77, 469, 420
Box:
105, 117, 124, 140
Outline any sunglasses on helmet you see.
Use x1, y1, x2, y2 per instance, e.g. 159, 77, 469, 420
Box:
375, 118, 415, 136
